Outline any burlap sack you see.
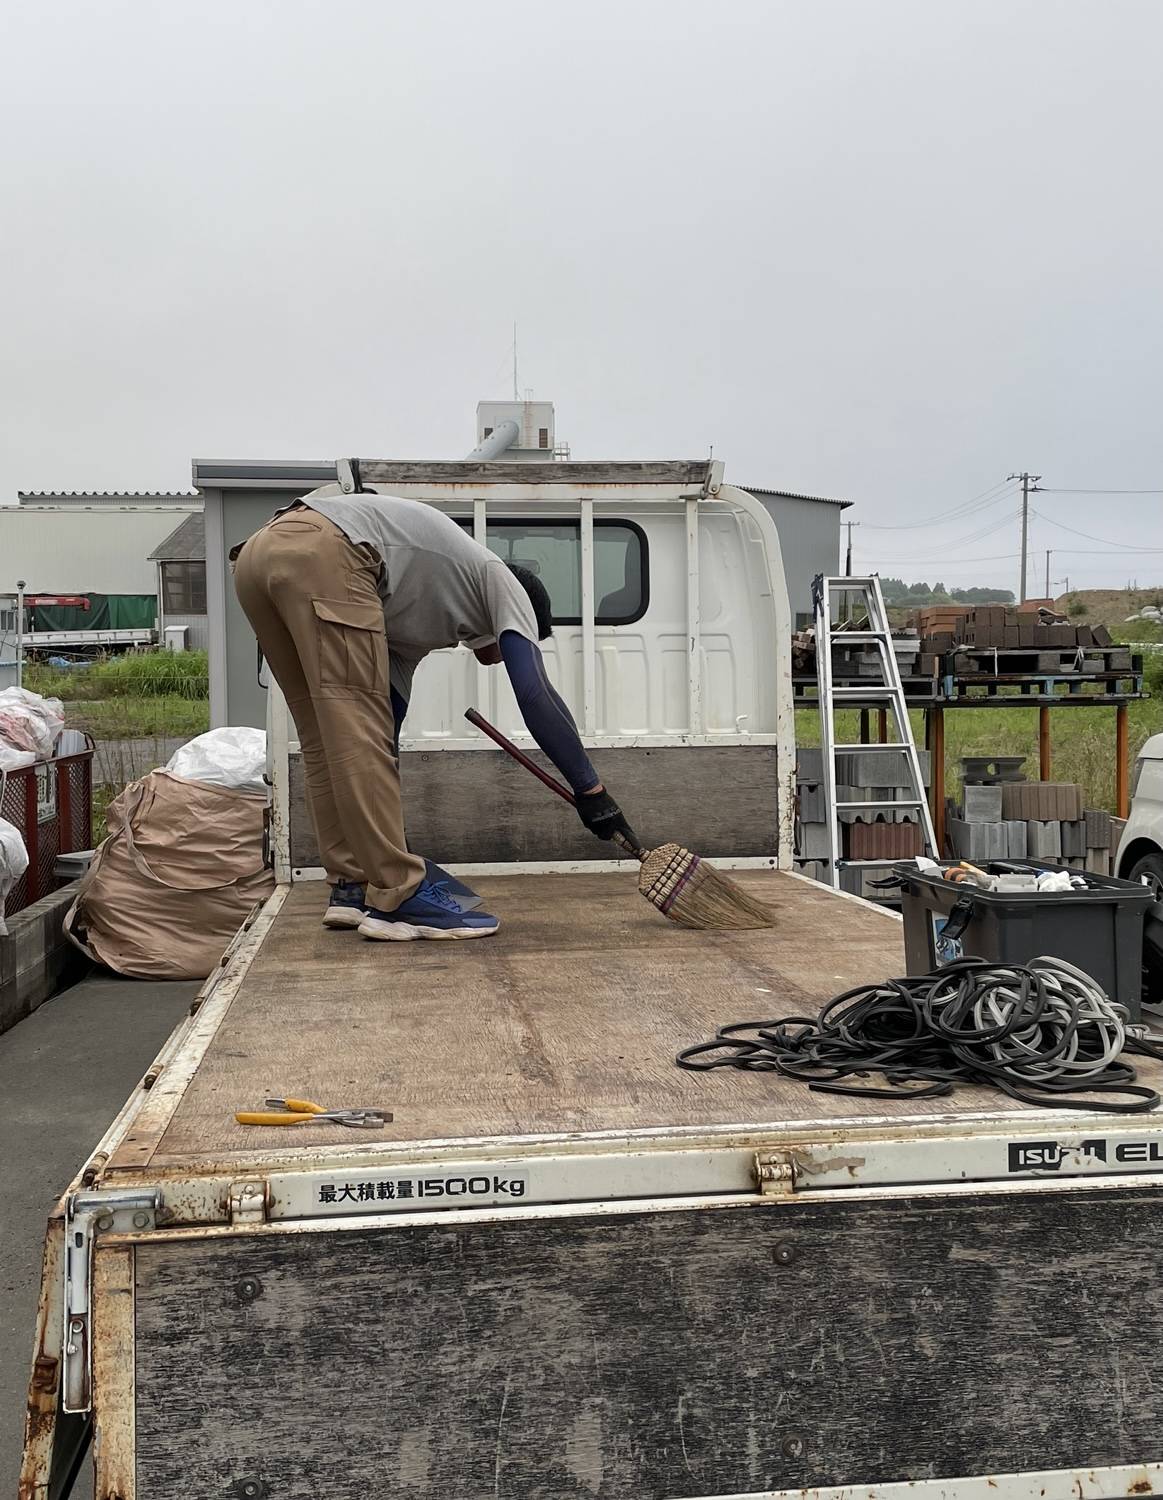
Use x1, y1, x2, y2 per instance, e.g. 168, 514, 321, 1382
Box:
65, 770, 274, 979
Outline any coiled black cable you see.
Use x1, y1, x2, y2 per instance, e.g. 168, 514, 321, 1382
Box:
676, 956, 1163, 1113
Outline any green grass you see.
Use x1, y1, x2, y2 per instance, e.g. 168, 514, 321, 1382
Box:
64, 695, 210, 740
24, 649, 209, 702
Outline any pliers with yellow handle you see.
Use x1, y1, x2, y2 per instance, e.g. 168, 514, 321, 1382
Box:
235, 1097, 392, 1128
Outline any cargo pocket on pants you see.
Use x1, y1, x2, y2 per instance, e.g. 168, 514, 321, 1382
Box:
311, 599, 386, 691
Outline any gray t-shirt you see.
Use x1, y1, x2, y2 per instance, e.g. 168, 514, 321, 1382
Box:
299, 484, 538, 699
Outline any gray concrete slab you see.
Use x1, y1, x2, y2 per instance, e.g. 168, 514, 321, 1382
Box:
0, 971, 197, 1497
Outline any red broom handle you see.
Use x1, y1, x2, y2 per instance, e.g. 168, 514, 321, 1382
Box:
465, 708, 577, 807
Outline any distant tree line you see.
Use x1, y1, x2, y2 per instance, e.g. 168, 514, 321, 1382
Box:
879, 578, 1015, 606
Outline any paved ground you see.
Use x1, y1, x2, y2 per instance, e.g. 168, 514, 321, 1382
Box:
0, 971, 197, 1496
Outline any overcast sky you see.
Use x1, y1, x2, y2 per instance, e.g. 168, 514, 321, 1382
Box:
2, 0, 1160, 591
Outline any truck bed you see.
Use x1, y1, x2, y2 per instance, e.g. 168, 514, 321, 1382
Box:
32, 874, 1163, 1500
101, 869, 1116, 1186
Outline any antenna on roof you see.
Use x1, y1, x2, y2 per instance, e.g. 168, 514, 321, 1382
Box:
513, 322, 519, 401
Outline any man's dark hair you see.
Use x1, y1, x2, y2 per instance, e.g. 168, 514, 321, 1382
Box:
508, 564, 553, 641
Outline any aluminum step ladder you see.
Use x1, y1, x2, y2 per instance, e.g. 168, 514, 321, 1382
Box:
812, 574, 938, 891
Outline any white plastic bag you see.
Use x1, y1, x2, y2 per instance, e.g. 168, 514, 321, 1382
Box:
0, 816, 30, 936
166, 726, 268, 794
0, 744, 37, 773
0, 687, 65, 761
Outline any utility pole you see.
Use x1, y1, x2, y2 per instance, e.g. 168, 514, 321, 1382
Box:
15, 579, 25, 689
1045, 550, 1051, 599
1008, 472, 1042, 603
844, 520, 857, 575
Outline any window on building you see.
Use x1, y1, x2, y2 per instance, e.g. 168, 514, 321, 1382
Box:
456, 520, 648, 625
162, 561, 207, 615
538, 428, 549, 449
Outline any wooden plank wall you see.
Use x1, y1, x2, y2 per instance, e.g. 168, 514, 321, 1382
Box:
356, 460, 711, 487
133, 1187, 1163, 1498
289, 745, 780, 868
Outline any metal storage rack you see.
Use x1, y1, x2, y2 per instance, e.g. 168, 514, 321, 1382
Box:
794, 655, 1146, 858
0, 740, 94, 914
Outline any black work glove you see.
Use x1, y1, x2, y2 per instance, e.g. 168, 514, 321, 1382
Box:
576, 788, 639, 850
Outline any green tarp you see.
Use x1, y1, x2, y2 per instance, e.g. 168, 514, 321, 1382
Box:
31, 594, 157, 632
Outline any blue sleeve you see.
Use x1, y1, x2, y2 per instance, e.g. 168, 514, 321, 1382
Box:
499, 632, 600, 794
389, 685, 408, 759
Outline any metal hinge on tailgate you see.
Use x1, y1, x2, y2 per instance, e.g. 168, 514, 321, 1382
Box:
229, 1180, 269, 1224
63, 1188, 161, 1413
754, 1151, 797, 1195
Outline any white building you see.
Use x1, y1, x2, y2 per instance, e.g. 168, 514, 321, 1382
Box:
1, 493, 201, 596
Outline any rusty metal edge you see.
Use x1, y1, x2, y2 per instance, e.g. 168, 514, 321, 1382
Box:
101, 885, 289, 1179
17, 1203, 87, 1500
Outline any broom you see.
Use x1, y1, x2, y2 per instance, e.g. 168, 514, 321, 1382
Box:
465, 709, 777, 931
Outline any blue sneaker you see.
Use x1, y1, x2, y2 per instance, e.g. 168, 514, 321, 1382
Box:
423, 858, 483, 912
358, 880, 499, 941
322, 880, 367, 929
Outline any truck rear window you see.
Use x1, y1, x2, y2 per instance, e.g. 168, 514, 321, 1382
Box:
456, 519, 648, 626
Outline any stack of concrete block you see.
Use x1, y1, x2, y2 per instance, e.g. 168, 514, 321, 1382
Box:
794, 748, 827, 880
845, 821, 924, 860
794, 745, 930, 891
944, 778, 1121, 873
947, 783, 1010, 862
832, 634, 921, 678
1000, 783, 1087, 869
837, 747, 932, 794
1000, 783, 1086, 822
1027, 820, 1063, 860
1085, 809, 1114, 875
837, 786, 923, 825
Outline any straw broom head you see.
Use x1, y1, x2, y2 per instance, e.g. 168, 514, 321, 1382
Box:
637, 842, 777, 931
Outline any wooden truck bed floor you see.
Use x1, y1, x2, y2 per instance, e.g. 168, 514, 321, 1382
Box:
101, 868, 1151, 1184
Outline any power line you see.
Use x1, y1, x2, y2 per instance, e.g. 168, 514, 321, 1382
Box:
871, 510, 1023, 562
862, 552, 1022, 566
1038, 487, 1163, 495
1029, 508, 1157, 551
859, 479, 1016, 530
1046, 546, 1163, 556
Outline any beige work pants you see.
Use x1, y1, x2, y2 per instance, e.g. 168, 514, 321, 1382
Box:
233, 508, 426, 910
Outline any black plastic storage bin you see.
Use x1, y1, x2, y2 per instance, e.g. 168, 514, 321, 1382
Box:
895, 861, 1155, 1020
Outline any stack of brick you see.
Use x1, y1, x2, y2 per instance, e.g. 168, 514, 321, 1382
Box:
945, 780, 1119, 872
795, 746, 931, 894
907, 605, 1130, 676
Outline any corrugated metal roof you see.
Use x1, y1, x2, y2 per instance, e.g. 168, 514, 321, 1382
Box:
17, 491, 199, 505
149, 513, 205, 563
744, 486, 852, 509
